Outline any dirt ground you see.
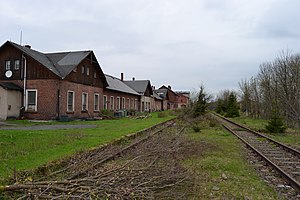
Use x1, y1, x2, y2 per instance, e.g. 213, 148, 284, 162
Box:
2, 119, 214, 199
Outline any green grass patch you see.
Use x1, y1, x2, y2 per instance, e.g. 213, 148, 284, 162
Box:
231, 116, 268, 132
184, 125, 277, 199
230, 115, 300, 149
0, 112, 175, 183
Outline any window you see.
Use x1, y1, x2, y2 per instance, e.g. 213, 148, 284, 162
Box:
135, 99, 138, 110
26, 89, 37, 111
122, 97, 125, 109
128, 98, 130, 109
94, 72, 97, 78
81, 66, 85, 74
5, 60, 11, 70
117, 97, 121, 110
86, 67, 90, 76
103, 95, 107, 110
67, 91, 75, 112
94, 93, 99, 111
14, 60, 20, 70
82, 93, 88, 111
131, 98, 134, 110
110, 96, 114, 111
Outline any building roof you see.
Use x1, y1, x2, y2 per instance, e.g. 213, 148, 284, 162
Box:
46, 51, 91, 78
2, 41, 107, 86
155, 88, 168, 99
152, 91, 163, 100
105, 74, 140, 95
123, 80, 153, 96
0, 82, 22, 90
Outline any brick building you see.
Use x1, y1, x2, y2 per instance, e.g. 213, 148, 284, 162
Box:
156, 85, 179, 110
0, 41, 108, 120
103, 74, 140, 112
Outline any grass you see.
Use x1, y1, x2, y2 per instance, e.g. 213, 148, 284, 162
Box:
0, 112, 175, 183
229, 115, 300, 148
184, 121, 278, 199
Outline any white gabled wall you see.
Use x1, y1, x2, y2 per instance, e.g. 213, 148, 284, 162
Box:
0, 87, 8, 120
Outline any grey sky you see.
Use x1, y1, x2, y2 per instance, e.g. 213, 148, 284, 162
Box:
1, 0, 300, 95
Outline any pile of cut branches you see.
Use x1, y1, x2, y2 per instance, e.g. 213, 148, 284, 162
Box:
2, 122, 202, 199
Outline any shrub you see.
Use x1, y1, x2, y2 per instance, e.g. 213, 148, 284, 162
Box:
192, 124, 201, 132
265, 115, 286, 133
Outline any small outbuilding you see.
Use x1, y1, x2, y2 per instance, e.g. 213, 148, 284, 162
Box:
0, 82, 22, 120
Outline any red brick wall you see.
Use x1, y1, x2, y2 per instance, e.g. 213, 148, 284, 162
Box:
103, 89, 140, 111
59, 81, 103, 119
0, 79, 105, 120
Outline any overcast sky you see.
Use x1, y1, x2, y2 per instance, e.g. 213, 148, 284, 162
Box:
1, 0, 300, 95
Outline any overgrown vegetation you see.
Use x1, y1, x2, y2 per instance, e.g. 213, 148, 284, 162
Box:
183, 115, 277, 199
0, 112, 175, 183
215, 90, 240, 118
239, 50, 300, 128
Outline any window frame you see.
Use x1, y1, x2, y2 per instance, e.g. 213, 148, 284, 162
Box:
82, 92, 88, 111
5, 60, 11, 70
110, 96, 114, 111
117, 96, 121, 110
67, 91, 75, 112
122, 97, 125, 109
14, 59, 20, 70
103, 95, 108, 110
25, 89, 37, 112
94, 93, 100, 111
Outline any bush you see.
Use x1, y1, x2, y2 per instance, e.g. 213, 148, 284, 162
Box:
192, 124, 201, 132
265, 115, 286, 133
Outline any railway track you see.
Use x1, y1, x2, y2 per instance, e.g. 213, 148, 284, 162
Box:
213, 113, 300, 194
1, 118, 192, 199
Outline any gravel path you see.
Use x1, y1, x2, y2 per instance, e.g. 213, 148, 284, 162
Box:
0, 124, 97, 130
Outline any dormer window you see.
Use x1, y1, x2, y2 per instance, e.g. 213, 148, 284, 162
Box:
5, 60, 11, 70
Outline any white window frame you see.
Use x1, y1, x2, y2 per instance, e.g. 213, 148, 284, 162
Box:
82, 92, 88, 111
5, 60, 11, 70
25, 89, 37, 111
103, 95, 108, 110
122, 97, 125, 109
67, 91, 75, 112
110, 96, 114, 111
117, 97, 121, 110
14, 59, 20, 70
127, 98, 130, 109
94, 93, 100, 111
86, 67, 90, 76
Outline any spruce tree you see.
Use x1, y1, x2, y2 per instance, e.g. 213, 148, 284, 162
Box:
225, 92, 240, 117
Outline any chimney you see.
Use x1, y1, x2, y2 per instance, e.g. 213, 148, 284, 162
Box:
132, 77, 135, 81
168, 85, 171, 90
24, 45, 31, 49
121, 73, 124, 81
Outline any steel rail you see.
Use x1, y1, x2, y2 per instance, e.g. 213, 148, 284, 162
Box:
222, 123, 300, 193
214, 113, 300, 157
